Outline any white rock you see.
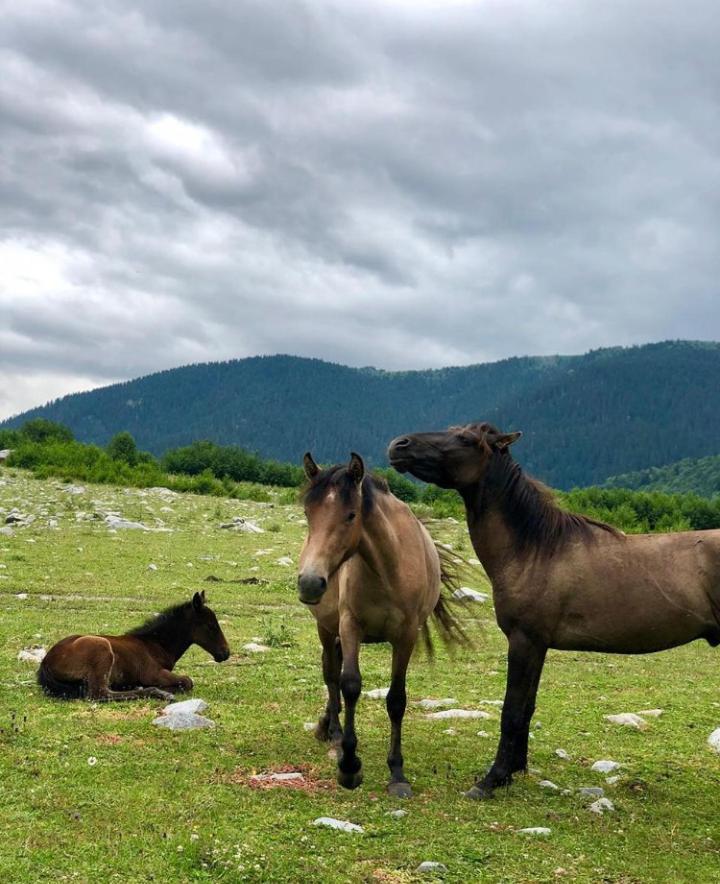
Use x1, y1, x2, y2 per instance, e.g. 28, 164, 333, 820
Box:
415, 698, 458, 709
555, 748, 570, 760
588, 797, 615, 815
452, 587, 489, 603
386, 809, 407, 819
517, 827, 551, 836
579, 787, 604, 798
417, 861, 447, 873
364, 687, 389, 700
162, 698, 208, 716
16, 593, 28, 600
312, 817, 363, 834
637, 708, 663, 718
479, 699, 504, 708
276, 556, 293, 566
64, 485, 86, 495
220, 517, 264, 533
153, 712, 215, 730
18, 647, 46, 663
538, 780, 558, 790
708, 728, 720, 753
105, 515, 148, 531
606, 776, 621, 785
591, 760, 620, 773
476, 730, 490, 737
148, 563, 158, 571
425, 709, 492, 720
303, 721, 316, 732
604, 712, 647, 730
442, 728, 457, 736
0, 526, 13, 537
243, 642, 271, 653
253, 771, 304, 783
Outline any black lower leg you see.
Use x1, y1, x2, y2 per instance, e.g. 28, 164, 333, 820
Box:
338, 665, 363, 789
386, 675, 412, 797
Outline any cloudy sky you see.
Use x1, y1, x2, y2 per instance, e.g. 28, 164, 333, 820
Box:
2, 0, 719, 419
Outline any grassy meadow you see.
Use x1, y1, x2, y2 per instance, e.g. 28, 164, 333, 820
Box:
1, 468, 719, 883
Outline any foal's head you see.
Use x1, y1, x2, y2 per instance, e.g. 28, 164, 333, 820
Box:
297, 452, 367, 606
388, 422, 522, 489
187, 591, 231, 662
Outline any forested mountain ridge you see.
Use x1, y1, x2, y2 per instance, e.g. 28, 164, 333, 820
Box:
3, 340, 720, 489
605, 453, 720, 497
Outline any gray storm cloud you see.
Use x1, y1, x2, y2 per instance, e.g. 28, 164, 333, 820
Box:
1, 0, 719, 418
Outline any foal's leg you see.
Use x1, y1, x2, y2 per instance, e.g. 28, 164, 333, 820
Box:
386, 638, 414, 798
337, 620, 363, 790
85, 648, 172, 702
466, 631, 546, 800
150, 669, 194, 694
315, 627, 343, 747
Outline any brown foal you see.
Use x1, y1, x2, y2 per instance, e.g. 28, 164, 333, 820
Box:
297, 452, 465, 797
39, 591, 230, 701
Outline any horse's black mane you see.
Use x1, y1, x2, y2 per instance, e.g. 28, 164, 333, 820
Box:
481, 448, 620, 556
303, 466, 389, 517
126, 600, 191, 639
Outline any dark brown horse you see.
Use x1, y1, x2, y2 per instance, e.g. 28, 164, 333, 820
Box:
39, 591, 230, 701
297, 452, 466, 797
389, 422, 720, 799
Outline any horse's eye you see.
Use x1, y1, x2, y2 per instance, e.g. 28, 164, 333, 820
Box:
347, 512, 356, 523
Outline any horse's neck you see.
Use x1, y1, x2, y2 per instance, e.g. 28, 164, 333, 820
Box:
357, 496, 402, 582
140, 630, 191, 669
461, 484, 522, 583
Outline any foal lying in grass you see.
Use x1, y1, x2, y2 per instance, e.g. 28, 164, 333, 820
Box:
38, 591, 230, 701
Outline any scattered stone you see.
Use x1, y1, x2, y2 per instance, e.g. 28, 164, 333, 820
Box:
555, 748, 570, 760
64, 485, 86, 495
538, 780, 559, 790
219, 517, 264, 533
252, 771, 305, 784
312, 817, 363, 834
479, 699, 504, 708
591, 760, 620, 773
17, 647, 46, 663
517, 827, 551, 836
48, 518, 58, 528
452, 587, 489, 603
105, 515, 148, 531
162, 698, 208, 716
708, 728, 720, 754
16, 592, 28, 600
0, 526, 13, 537
425, 709, 492, 720
604, 712, 647, 730
442, 728, 457, 736
606, 776, 621, 785
276, 556, 293, 566
476, 730, 490, 738
364, 687, 389, 700
148, 563, 158, 571
417, 861, 447, 874
303, 721, 316, 732
588, 797, 615, 815
386, 809, 408, 819
242, 642, 271, 653
638, 708, 663, 718
579, 787, 604, 798
153, 711, 215, 730
415, 698, 458, 709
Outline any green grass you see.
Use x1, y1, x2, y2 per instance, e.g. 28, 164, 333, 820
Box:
1, 468, 719, 883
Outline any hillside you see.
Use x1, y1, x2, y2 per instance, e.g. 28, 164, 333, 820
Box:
605, 453, 720, 497
4, 340, 720, 489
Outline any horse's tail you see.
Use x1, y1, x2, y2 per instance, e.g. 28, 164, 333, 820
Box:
421, 541, 474, 659
37, 659, 85, 699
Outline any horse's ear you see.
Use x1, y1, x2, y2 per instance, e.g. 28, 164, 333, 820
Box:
490, 431, 522, 450
192, 591, 204, 610
303, 452, 320, 479
200, 589, 206, 603
348, 452, 365, 485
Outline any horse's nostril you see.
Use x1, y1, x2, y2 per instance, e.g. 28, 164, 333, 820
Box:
392, 437, 410, 450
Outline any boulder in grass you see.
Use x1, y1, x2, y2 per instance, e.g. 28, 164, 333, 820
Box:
364, 687, 389, 700
243, 642, 271, 653
538, 780, 558, 790
604, 712, 647, 730
452, 587, 489, 603
18, 647, 46, 663
162, 698, 208, 716
591, 759, 620, 773
312, 817, 363, 834
415, 698, 458, 709
588, 797, 615, 815
425, 709, 492, 720
517, 827, 551, 836
708, 728, 720, 754
153, 711, 215, 730
417, 861, 447, 874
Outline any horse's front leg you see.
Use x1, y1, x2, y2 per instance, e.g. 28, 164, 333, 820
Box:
150, 669, 194, 694
386, 638, 414, 798
337, 619, 363, 790
315, 627, 343, 748
466, 631, 546, 800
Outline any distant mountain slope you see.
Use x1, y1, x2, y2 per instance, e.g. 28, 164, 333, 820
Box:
605, 453, 720, 497
4, 340, 720, 489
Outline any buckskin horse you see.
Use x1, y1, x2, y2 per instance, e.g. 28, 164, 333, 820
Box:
388, 422, 720, 799
297, 452, 467, 797
39, 591, 230, 700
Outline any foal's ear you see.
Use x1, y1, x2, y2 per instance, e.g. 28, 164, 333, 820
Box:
348, 452, 365, 484
489, 431, 522, 450
192, 591, 205, 610
303, 451, 320, 479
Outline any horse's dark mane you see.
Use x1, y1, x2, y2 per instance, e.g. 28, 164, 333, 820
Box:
303, 466, 389, 516
482, 450, 620, 556
126, 601, 191, 639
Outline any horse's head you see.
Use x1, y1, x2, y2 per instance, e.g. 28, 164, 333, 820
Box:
188, 591, 231, 662
297, 452, 366, 606
388, 422, 522, 489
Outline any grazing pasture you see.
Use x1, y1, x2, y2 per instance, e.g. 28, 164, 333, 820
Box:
1, 469, 719, 883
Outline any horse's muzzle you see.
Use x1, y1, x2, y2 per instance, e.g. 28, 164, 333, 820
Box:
214, 648, 231, 662
297, 572, 327, 605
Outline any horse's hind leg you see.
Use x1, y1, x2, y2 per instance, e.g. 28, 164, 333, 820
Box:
337, 620, 363, 790
315, 627, 343, 748
386, 639, 414, 798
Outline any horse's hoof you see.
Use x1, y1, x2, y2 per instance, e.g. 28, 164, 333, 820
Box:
155, 690, 175, 702
338, 770, 363, 790
314, 722, 330, 742
464, 784, 494, 801
387, 781, 413, 799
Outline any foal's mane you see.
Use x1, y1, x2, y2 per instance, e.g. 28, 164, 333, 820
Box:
126, 601, 191, 639
482, 450, 620, 556
302, 465, 389, 517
